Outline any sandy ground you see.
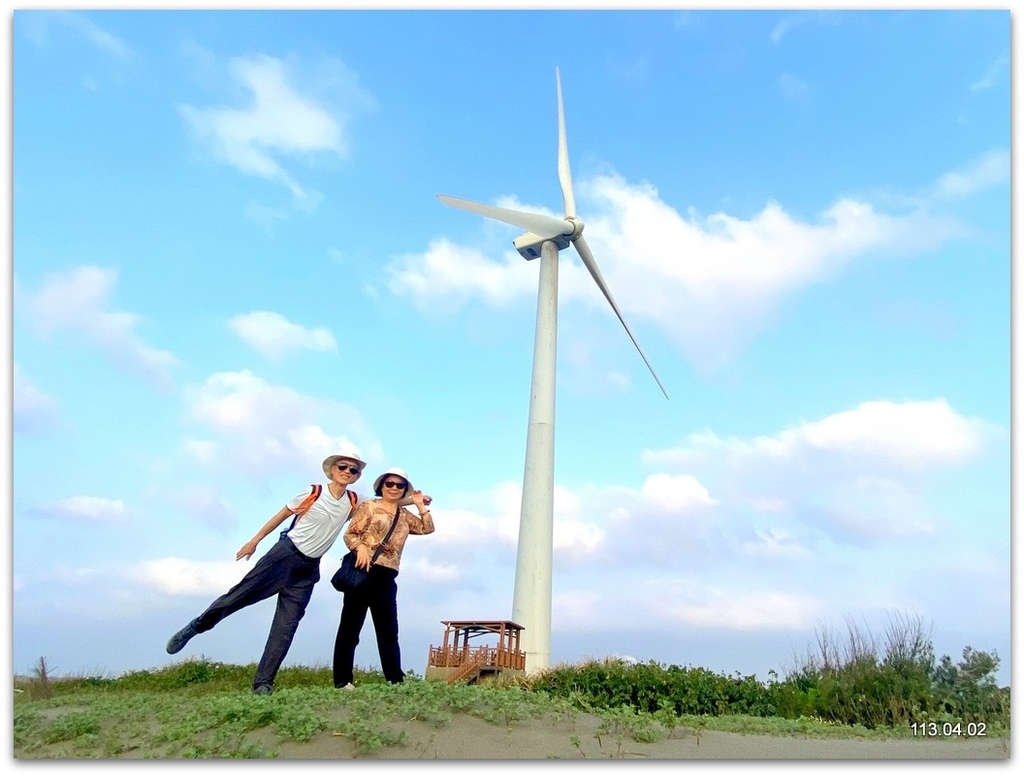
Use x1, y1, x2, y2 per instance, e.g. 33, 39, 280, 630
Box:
264, 710, 1010, 761
14, 694, 1009, 763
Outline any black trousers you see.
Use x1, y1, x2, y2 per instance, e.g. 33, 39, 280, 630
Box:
193, 535, 319, 690
332, 565, 404, 686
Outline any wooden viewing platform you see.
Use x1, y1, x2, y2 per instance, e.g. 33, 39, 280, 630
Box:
425, 620, 526, 684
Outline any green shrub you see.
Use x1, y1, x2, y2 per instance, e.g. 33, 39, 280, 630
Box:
528, 612, 1009, 733
532, 658, 777, 718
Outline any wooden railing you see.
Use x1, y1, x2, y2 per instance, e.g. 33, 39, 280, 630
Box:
428, 644, 526, 672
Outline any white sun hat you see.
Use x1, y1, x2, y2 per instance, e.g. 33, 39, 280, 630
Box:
322, 449, 367, 477
373, 467, 413, 495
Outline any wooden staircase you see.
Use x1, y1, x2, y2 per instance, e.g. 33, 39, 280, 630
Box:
444, 651, 487, 684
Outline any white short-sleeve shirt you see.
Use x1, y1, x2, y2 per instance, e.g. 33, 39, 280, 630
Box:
284, 487, 358, 559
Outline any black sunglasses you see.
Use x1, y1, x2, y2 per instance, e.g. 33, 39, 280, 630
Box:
383, 480, 407, 490
336, 464, 361, 475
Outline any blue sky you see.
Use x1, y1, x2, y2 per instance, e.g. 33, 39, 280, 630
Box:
6, 7, 1013, 689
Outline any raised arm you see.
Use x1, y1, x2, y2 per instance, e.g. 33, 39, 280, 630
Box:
236, 506, 294, 561
399, 492, 432, 508
406, 490, 435, 535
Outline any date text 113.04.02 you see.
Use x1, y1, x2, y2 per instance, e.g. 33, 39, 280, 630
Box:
910, 721, 986, 737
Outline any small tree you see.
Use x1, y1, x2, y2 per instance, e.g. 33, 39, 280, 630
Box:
931, 646, 1006, 723
29, 656, 54, 701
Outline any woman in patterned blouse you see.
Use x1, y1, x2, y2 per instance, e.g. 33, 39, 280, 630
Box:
331, 466, 434, 688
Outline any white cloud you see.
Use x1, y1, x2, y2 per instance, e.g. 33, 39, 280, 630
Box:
228, 311, 338, 360
387, 238, 536, 313
12, 365, 61, 433
970, 54, 1008, 92
579, 175, 959, 372
769, 11, 843, 45
183, 369, 382, 480
131, 557, 248, 597
388, 155, 996, 372
59, 11, 133, 58
425, 481, 523, 559
640, 473, 717, 511
424, 480, 608, 567
29, 496, 127, 523
554, 576, 822, 633
655, 399, 989, 472
777, 72, 810, 99
769, 15, 805, 44
821, 475, 937, 540
167, 485, 239, 532
658, 583, 821, 631
799, 399, 984, 468
641, 398, 998, 544
605, 371, 631, 391
672, 11, 700, 32
23, 11, 134, 58
244, 202, 291, 231
17, 266, 180, 389
182, 437, 217, 464
178, 53, 373, 206
739, 528, 811, 560
930, 150, 1009, 201
552, 589, 607, 629
403, 556, 461, 584
429, 506, 511, 550
553, 516, 605, 559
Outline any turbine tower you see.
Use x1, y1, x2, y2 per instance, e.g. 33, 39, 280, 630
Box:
438, 68, 667, 672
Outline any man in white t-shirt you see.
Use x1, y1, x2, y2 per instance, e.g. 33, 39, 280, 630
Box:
165, 450, 370, 695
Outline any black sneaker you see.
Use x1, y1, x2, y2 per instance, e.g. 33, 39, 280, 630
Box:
166, 621, 198, 654
252, 684, 273, 696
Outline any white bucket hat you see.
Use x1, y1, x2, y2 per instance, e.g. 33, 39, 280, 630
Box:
373, 467, 413, 495
322, 450, 367, 478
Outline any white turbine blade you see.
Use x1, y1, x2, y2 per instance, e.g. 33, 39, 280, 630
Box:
556, 68, 576, 220
573, 235, 669, 400
437, 194, 572, 240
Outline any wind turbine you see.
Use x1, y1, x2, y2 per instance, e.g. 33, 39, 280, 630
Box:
438, 68, 668, 673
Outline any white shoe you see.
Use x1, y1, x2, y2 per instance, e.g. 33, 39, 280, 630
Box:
339, 682, 354, 690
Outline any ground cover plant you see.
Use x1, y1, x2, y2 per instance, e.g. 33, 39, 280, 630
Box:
12, 615, 1009, 759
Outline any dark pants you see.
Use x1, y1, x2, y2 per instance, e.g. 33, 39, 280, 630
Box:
193, 535, 320, 690
332, 565, 404, 686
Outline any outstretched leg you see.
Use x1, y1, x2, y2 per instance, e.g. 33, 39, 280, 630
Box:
166, 537, 301, 655
195, 538, 297, 632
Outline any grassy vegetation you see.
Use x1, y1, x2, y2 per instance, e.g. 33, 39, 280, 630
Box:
13, 614, 1009, 759
535, 613, 1009, 733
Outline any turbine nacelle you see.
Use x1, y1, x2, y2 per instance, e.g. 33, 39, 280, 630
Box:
513, 232, 564, 259
513, 217, 583, 259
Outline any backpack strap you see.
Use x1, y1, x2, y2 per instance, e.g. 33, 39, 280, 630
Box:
285, 484, 322, 533
284, 485, 358, 534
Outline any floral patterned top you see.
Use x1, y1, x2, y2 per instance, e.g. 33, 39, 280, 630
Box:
342, 498, 434, 572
